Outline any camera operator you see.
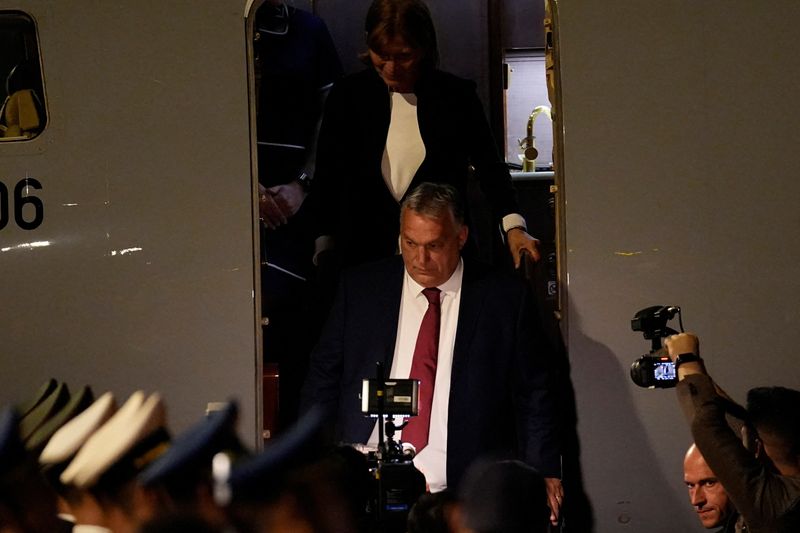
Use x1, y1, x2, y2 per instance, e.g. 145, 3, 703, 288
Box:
665, 333, 800, 532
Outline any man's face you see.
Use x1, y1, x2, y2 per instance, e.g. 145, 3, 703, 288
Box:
400, 208, 467, 288
684, 448, 734, 528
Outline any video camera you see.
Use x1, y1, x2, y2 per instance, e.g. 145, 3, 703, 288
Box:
629, 305, 684, 388
361, 363, 426, 533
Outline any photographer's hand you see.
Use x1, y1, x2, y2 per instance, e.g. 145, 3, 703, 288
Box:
545, 477, 563, 526
665, 332, 698, 358
667, 333, 740, 405
665, 333, 705, 380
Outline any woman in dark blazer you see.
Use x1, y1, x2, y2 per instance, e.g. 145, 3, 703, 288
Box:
309, 0, 538, 269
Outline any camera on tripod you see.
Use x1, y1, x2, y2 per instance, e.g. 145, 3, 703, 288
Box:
629, 305, 683, 389
360, 363, 426, 533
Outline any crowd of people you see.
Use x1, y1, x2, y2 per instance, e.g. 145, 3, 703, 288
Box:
4, 334, 800, 533
0, 384, 551, 533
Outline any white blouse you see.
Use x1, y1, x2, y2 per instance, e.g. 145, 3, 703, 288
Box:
381, 91, 426, 201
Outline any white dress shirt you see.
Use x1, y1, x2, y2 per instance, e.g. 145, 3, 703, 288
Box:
369, 260, 463, 492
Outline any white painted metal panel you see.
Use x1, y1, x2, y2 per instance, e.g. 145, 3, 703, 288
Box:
558, 1, 800, 531
0, 1, 261, 445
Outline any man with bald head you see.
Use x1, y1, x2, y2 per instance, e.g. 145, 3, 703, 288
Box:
683, 443, 737, 531
667, 333, 800, 532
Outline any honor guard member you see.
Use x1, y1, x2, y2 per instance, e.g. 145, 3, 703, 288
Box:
222, 406, 364, 533
27, 385, 94, 456
138, 401, 248, 529
18, 380, 70, 442
16, 379, 60, 418
60, 392, 171, 533
39, 392, 118, 531
0, 406, 69, 532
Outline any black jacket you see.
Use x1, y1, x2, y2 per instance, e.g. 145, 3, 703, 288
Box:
310, 68, 519, 267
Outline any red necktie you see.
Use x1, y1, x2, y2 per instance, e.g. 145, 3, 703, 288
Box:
403, 287, 441, 453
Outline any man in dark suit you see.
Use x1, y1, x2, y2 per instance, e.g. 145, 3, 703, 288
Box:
301, 182, 563, 524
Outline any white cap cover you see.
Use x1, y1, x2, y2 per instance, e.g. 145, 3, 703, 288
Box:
39, 391, 117, 467
60, 391, 167, 489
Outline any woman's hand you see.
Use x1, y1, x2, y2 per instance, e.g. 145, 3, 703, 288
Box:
507, 227, 541, 267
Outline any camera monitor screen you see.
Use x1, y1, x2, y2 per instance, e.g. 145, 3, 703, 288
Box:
361, 379, 419, 416
654, 360, 676, 381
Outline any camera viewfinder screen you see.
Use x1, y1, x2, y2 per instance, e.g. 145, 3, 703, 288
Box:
654, 361, 676, 381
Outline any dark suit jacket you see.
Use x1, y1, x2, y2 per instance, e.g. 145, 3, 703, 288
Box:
309, 68, 520, 267
300, 256, 561, 488
677, 374, 800, 532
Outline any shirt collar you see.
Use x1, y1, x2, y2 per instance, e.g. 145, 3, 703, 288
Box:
404, 258, 464, 298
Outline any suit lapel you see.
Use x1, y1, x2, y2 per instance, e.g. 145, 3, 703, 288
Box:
372, 258, 405, 372
451, 261, 486, 382
349, 258, 405, 443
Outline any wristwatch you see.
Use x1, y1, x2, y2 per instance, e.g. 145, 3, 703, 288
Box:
296, 171, 312, 192
675, 352, 701, 369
